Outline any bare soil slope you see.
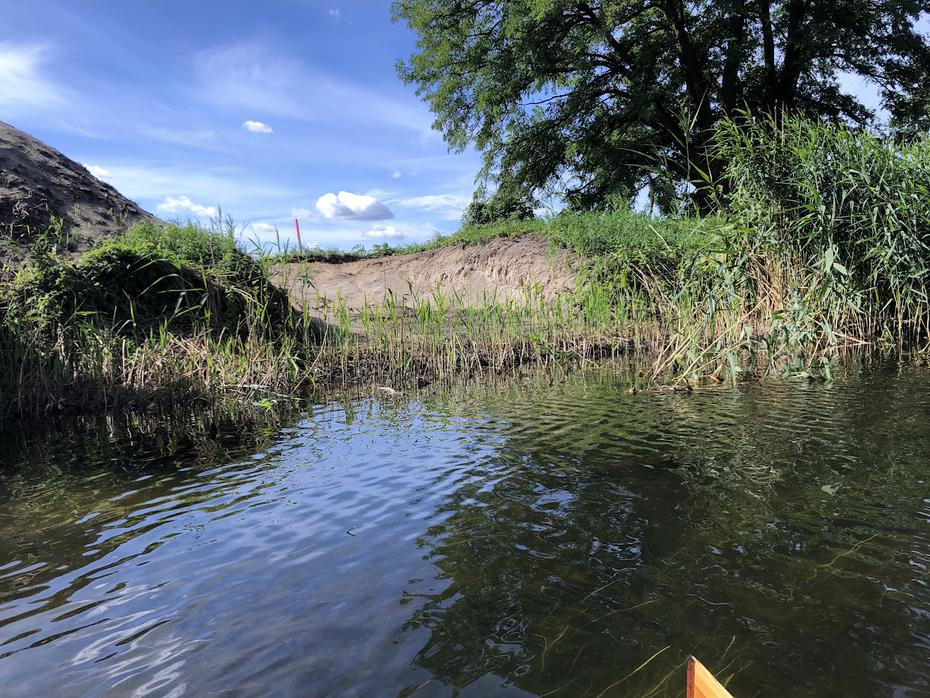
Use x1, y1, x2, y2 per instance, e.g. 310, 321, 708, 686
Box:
0, 121, 156, 266
272, 234, 580, 312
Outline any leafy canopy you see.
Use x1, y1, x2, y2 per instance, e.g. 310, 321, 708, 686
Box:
394, 0, 930, 211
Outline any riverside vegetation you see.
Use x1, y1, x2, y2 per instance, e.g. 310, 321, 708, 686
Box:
2, 114, 930, 416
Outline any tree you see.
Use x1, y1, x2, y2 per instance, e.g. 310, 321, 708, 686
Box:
461, 181, 537, 225
393, 0, 930, 211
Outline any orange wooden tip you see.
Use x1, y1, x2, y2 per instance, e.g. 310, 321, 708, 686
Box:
687, 656, 735, 698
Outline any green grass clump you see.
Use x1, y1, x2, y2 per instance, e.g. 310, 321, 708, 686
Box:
0, 222, 316, 415
715, 113, 930, 344
101, 220, 241, 269
8, 221, 290, 337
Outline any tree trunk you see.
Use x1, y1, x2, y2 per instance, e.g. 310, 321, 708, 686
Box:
721, 5, 747, 113
778, 0, 809, 110
661, 0, 718, 212
757, 0, 778, 110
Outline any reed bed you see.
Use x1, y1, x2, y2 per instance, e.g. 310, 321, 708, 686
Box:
2, 113, 929, 416
0, 279, 632, 415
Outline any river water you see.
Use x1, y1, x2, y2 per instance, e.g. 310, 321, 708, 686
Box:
1, 364, 929, 696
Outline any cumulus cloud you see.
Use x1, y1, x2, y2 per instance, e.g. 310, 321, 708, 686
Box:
243, 120, 273, 134
0, 42, 67, 111
157, 195, 218, 219
83, 164, 111, 180
316, 191, 393, 221
390, 170, 403, 179
366, 225, 406, 240
393, 193, 470, 221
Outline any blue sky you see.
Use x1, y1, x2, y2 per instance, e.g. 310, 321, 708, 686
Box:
2, 3, 926, 251
0, 0, 482, 251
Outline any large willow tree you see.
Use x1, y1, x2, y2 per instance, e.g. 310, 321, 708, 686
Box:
394, 0, 930, 211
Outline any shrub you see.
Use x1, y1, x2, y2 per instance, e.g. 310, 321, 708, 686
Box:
6, 222, 291, 337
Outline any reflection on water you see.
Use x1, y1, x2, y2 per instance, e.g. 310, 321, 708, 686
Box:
1, 364, 929, 696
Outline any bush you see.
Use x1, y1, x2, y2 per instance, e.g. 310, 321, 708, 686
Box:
6, 222, 291, 337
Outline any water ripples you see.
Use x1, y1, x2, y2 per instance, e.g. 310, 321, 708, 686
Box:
0, 364, 929, 696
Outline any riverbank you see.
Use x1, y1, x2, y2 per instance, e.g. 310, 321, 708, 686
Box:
2, 114, 929, 416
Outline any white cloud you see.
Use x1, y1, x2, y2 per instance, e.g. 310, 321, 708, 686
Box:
239, 222, 286, 250
316, 191, 393, 221
157, 195, 218, 219
393, 193, 471, 221
248, 222, 279, 236
83, 164, 111, 180
193, 43, 433, 134
390, 170, 403, 179
291, 207, 314, 218
0, 43, 67, 111
328, 8, 342, 19
366, 225, 406, 240
235, 221, 291, 254
243, 120, 273, 134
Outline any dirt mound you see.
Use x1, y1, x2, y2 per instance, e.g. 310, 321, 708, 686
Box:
272, 234, 580, 312
0, 121, 156, 266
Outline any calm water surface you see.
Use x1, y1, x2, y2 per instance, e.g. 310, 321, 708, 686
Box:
1, 365, 929, 696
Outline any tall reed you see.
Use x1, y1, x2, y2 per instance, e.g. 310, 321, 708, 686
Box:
3, 113, 929, 415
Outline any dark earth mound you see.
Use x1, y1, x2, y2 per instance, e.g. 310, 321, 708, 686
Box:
0, 121, 156, 267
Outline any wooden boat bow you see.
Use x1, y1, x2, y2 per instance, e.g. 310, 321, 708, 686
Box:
686, 656, 735, 698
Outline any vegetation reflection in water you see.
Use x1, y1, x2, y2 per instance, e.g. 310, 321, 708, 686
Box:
0, 363, 929, 696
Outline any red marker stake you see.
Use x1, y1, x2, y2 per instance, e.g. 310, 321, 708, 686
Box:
294, 217, 303, 253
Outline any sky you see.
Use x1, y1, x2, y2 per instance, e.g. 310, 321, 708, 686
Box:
2, 3, 926, 252
0, 0, 482, 251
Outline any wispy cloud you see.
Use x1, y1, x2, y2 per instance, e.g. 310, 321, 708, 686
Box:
365, 224, 406, 240
316, 191, 393, 221
157, 195, 218, 218
0, 42, 67, 111
243, 119, 273, 133
137, 124, 217, 146
193, 42, 434, 134
90, 163, 303, 210
393, 193, 470, 221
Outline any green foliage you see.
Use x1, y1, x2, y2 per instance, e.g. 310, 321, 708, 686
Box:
97, 220, 239, 266
462, 181, 537, 226
6, 222, 290, 337
394, 0, 930, 210
0, 221, 314, 415
547, 207, 724, 261
715, 113, 930, 338
6, 115, 930, 413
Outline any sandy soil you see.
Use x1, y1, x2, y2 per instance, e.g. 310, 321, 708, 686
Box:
0, 121, 156, 266
271, 234, 580, 312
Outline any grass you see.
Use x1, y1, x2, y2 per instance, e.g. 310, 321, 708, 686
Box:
380, 115, 930, 383
2, 113, 930, 416
0, 219, 629, 416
